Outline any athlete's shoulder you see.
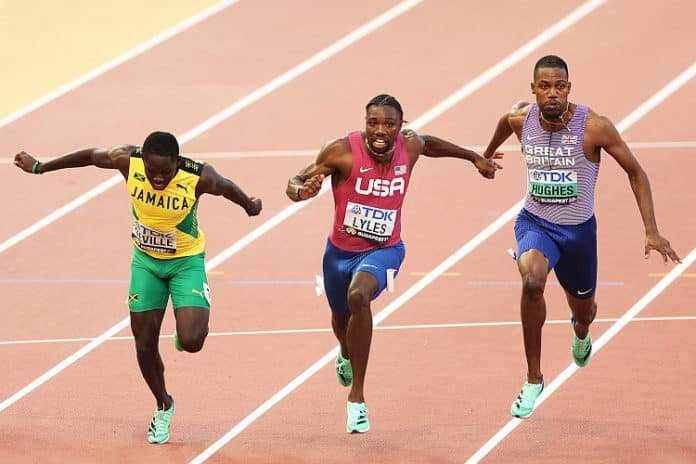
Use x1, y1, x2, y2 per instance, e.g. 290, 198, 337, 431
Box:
123, 145, 142, 158
324, 136, 350, 152
178, 156, 205, 175
318, 136, 351, 162
108, 145, 138, 173
584, 108, 617, 135
400, 128, 425, 156
106, 144, 139, 160
507, 101, 531, 132
510, 101, 532, 117
400, 128, 422, 142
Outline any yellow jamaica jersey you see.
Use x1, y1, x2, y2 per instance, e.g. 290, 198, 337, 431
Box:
127, 149, 206, 259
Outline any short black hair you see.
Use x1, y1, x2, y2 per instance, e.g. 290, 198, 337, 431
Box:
534, 55, 569, 79
366, 94, 403, 119
142, 131, 179, 158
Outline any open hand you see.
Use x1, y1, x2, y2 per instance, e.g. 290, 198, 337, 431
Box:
645, 232, 681, 264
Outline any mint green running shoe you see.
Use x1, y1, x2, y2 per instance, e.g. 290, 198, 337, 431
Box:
335, 354, 353, 387
173, 334, 183, 352
510, 377, 544, 418
346, 401, 369, 433
572, 332, 592, 367
147, 403, 176, 444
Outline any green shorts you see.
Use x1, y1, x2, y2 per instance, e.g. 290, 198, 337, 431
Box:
128, 246, 210, 312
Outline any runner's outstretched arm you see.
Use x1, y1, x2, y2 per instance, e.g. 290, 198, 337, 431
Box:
286, 139, 346, 202
402, 129, 502, 179
196, 164, 261, 216
594, 116, 681, 264
14, 146, 133, 177
482, 101, 530, 160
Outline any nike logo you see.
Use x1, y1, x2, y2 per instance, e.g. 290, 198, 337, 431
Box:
577, 288, 593, 295
359, 167, 373, 173
526, 134, 544, 141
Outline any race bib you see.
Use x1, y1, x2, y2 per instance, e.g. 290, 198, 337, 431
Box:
132, 220, 177, 254
528, 169, 578, 204
343, 201, 396, 243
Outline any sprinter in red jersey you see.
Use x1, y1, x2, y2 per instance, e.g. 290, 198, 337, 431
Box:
286, 94, 501, 433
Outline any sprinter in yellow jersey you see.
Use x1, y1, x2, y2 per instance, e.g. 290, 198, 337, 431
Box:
14, 131, 262, 444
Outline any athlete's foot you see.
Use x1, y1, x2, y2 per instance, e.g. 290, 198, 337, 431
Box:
147, 402, 176, 444
572, 332, 592, 368
346, 401, 369, 433
570, 318, 592, 367
335, 354, 353, 387
510, 376, 544, 419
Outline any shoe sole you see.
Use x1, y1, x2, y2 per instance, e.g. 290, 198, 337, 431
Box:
147, 436, 170, 444
511, 410, 534, 419
347, 424, 370, 433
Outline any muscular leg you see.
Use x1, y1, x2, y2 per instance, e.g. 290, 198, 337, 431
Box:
332, 311, 350, 359
173, 307, 210, 353
130, 310, 173, 410
346, 271, 378, 403
565, 291, 597, 340
517, 249, 550, 384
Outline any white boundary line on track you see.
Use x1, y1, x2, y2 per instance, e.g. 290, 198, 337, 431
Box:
464, 60, 696, 464
189, 1, 610, 461
0, 0, 243, 130
0, 0, 426, 414
2, 140, 693, 164
2, 316, 694, 347
0, 0, 425, 256
465, 249, 696, 463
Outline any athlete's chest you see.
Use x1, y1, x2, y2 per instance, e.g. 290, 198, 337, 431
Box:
349, 159, 409, 199
128, 173, 197, 218
521, 136, 580, 168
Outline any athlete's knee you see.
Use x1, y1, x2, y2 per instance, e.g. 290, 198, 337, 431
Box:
178, 329, 207, 353
573, 301, 597, 326
521, 272, 547, 299
347, 287, 370, 313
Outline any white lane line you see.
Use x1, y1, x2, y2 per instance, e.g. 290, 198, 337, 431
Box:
627, 141, 696, 149
465, 249, 696, 464
2, 316, 694, 347
0, 184, 328, 413
0, 0, 425, 256
0, 150, 316, 164
189, 1, 609, 460
408, 0, 608, 129
0, 0, 426, 414
1, 140, 693, 165
0, 0, 243, 129
464, 60, 696, 464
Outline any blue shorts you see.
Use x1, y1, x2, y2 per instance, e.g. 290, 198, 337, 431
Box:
515, 208, 597, 299
322, 239, 406, 314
